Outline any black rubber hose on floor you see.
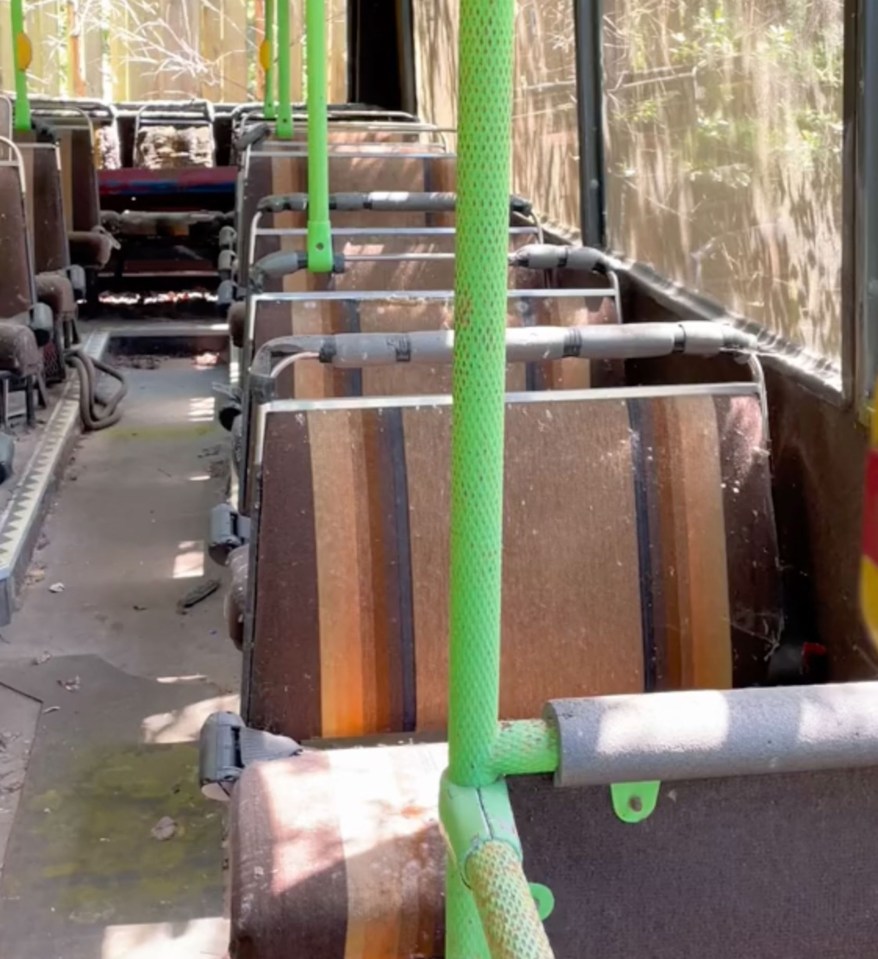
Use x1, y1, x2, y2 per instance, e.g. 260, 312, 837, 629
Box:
65, 349, 128, 431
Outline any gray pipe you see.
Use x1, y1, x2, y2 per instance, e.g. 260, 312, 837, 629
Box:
256, 191, 534, 216
510, 244, 622, 273
545, 681, 878, 788
248, 322, 757, 401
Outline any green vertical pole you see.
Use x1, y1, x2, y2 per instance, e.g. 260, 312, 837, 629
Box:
446, 0, 516, 788
305, 0, 332, 271
443, 0, 518, 948
10, 0, 31, 132
276, 0, 292, 138
262, 0, 276, 120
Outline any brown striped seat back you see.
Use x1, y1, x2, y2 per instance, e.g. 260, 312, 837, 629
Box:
245, 384, 781, 739
15, 141, 70, 273
0, 160, 34, 319
237, 150, 457, 288
249, 223, 538, 296
239, 289, 613, 514
56, 127, 100, 231
245, 230, 546, 355
230, 737, 878, 959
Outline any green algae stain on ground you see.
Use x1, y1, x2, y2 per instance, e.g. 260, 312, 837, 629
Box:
23, 743, 224, 924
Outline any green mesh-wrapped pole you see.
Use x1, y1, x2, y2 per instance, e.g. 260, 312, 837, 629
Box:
276, 0, 293, 138
468, 843, 554, 959
305, 0, 333, 272
443, 0, 551, 949
262, 0, 276, 120
446, 0, 515, 792
11, 0, 31, 131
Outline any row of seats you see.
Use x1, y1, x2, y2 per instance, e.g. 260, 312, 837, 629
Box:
193, 108, 829, 957
0, 98, 117, 436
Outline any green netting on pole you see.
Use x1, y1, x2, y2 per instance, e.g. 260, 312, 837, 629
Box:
262, 0, 276, 120
276, 0, 292, 138
446, 0, 516, 793
468, 843, 555, 959
305, 0, 333, 272
442, 0, 556, 949
11, 0, 31, 131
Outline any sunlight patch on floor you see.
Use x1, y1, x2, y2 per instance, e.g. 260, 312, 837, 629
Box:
102, 916, 228, 959
141, 694, 241, 744
172, 540, 205, 580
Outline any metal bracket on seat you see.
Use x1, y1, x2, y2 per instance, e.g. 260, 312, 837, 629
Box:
216, 279, 236, 310
65, 264, 87, 300
208, 502, 249, 565
198, 711, 302, 801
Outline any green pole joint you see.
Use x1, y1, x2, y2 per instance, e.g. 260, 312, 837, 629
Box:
442, 775, 555, 957
10, 0, 31, 132
440, 774, 522, 886
305, 0, 333, 272
275, 0, 293, 139
610, 781, 661, 823
262, 0, 276, 121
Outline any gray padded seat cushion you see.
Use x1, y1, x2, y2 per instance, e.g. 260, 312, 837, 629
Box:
34, 272, 76, 323
68, 229, 115, 270
0, 323, 42, 376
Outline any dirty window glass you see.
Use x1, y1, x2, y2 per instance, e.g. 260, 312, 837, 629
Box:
415, 0, 581, 237
603, 0, 845, 362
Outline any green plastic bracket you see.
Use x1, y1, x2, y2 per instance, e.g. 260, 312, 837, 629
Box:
440, 773, 521, 886
610, 781, 661, 823
10, 0, 31, 132
304, 0, 333, 272
275, 0, 293, 139
529, 883, 555, 921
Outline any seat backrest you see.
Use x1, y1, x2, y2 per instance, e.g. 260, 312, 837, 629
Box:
16, 141, 70, 273
238, 288, 611, 514
0, 154, 34, 319
248, 223, 540, 294
56, 127, 100, 231
243, 384, 781, 739
0, 98, 11, 138
237, 150, 457, 287
231, 125, 437, 166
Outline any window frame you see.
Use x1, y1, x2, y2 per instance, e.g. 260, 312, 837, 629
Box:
855, 0, 878, 413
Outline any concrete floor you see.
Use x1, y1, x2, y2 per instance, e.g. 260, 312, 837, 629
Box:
0, 356, 238, 959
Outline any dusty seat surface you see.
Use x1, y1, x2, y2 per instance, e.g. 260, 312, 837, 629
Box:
34, 272, 76, 323
230, 743, 446, 959
230, 740, 878, 959
0, 163, 34, 320
57, 127, 101, 232
68, 230, 115, 270
0, 324, 42, 376
16, 141, 71, 274
243, 385, 781, 739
